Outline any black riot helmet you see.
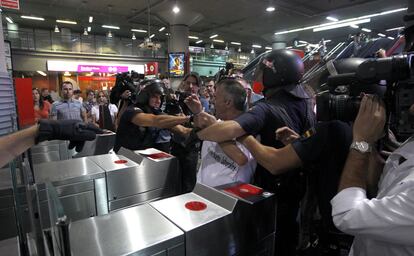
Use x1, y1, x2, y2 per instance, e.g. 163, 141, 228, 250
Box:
254, 49, 304, 89
135, 80, 165, 107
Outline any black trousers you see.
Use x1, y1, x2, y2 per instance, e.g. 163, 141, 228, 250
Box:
171, 142, 200, 193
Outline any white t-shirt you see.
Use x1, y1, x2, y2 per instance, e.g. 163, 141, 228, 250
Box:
197, 140, 256, 187
91, 104, 118, 122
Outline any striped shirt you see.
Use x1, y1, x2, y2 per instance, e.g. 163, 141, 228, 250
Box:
51, 99, 85, 121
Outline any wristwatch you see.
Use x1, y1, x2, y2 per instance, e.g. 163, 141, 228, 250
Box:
350, 141, 372, 153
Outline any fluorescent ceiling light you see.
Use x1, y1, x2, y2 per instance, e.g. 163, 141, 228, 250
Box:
173, 6, 180, 13
131, 29, 147, 33
265, 46, 273, 50
102, 25, 120, 30
195, 40, 203, 44
37, 71, 47, 76
159, 27, 165, 32
386, 26, 404, 31
87, 26, 91, 32
209, 34, 218, 39
378, 33, 386, 37
213, 39, 224, 43
361, 28, 371, 32
165, 33, 170, 36
21, 15, 45, 21
326, 16, 338, 22
149, 34, 155, 39
275, 7, 407, 35
350, 24, 359, 28
231, 42, 241, 45
313, 18, 370, 32
387, 36, 395, 40
266, 6, 276, 12
286, 46, 293, 49
5, 17, 13, 24
89, 16, 93, 23
252, 44, 262, 48
324, 39, 332, 43
298, 40, 308, 44
56, 19, 77, 25
296, 44, 307, 47
188, 36, 199, 39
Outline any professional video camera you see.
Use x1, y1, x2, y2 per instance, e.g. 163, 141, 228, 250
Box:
215, 62, 235, 83
110, 71, 145, 105
316, 54, 414, 139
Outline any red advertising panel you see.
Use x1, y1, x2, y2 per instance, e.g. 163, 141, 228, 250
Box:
14, 78, 35, 127
145, 62, 159, 76
1, 0, 19, 10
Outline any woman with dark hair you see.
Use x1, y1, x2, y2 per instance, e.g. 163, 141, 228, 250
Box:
92, 91, 118, 131
33, 88, 51, 121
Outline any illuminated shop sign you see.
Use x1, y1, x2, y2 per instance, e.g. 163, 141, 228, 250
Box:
77, 65, 129, 73
47, 60, 144, 73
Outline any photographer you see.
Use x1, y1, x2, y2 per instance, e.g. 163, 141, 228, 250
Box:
114, 80, 191, 153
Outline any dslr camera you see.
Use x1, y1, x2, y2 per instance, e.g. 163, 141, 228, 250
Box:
164, 91, 192, 115
317, 54, 414, 139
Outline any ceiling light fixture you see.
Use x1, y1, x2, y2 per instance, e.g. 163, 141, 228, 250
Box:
188, 36, 199, 39
107, 31, 113, 38
56, 19, 77, 25
386, 26, 405, 31
213, 39, 224, 43
172, 6, 180, 14
350, 24, 359, 28
377, 33, 386, 37
265, 46, 273, 50
83, 28, 88, 36
238, 47, 242, 52
5, 17, 13, 24
251, 48, 255, 54
54, 25, 60, 33
313, 18, 370, 32
87, 26, 91, 32
102, 25, 120, 30
149, 34, 155, 39
361, 28, 371, 32
324, 39, 332, 43
298, 40, 308, 44
159, 27, 166, 32
266, 6, 276, 12
387, 36, 395, 40
132, 33, 136, 40
89, 16, 93, 23
64, 71, 71, 76
296, 44, 307, 47
326, 16, 338, 22
225, 44, 229, 50
275, 7, 407, 35
21, 15, 45, 21
209, 34, 218, 39
231, 42, 241, 45
37, 71, 47, 76
252, 44, 262, 48
165, 33, 170, 36
131, 29, 147, 33
195, 40, 203, 44
210, 42, 214, 49
286, 46, 293, 49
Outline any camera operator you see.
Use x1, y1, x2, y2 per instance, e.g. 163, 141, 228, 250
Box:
114, 80, 191, 153
331, 7, 414, 254
193, 49, 316, 256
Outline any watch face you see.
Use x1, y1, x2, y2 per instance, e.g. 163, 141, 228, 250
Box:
357, 142, 369, 152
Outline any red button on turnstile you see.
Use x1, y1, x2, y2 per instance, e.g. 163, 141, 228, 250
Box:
224, 183, 264, 199
185, 201, 207, 211
114, 160, 128, 164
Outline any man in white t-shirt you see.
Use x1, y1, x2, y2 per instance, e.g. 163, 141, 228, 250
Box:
186, 79, 256, 187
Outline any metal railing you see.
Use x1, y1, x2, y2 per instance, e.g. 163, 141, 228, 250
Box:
4, 28, 168, 58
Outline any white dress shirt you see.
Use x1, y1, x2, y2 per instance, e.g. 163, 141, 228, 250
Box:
331, 137, 414, 256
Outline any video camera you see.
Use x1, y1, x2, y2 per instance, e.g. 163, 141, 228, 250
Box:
110, 71, 145, 105
316, 54, 414, 139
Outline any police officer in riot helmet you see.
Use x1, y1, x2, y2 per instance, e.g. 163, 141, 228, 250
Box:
114, 80, 191, 153
191, 49, 316, 256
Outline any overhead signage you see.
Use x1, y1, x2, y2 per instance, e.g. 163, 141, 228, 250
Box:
189, 46, 205, 54
77, 65, 129, 73
1, 0, 19, 10
47, 60, 144, 73
168, 52, 185, 78
145, 62, 159, 76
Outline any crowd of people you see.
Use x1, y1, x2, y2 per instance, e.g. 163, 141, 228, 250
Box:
8, 10, 414, 255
